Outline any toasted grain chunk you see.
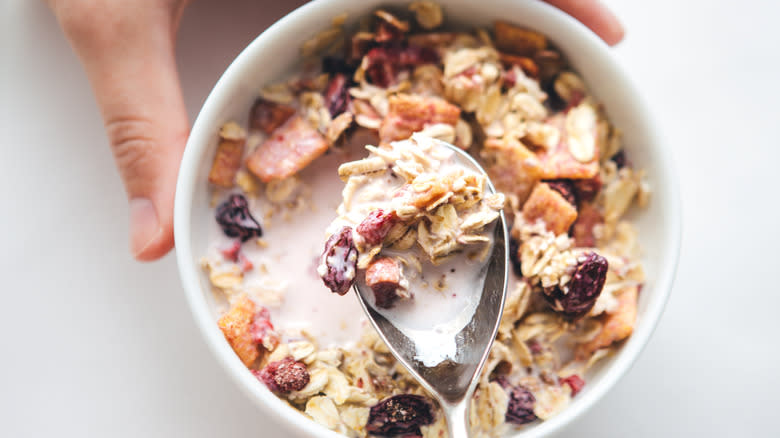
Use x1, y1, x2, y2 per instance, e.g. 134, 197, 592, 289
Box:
494, 21, 547, 56
249, 99, 296, 134
522, 183, 578, 235
208, 122, 247, 188
498, 52, 539, 77
576, 286, 638, 359
218, 295, 259, 367
483, 137, 544, 203
535, 109, 600, 180
365, 257, 407, 308
379, 94, 461, 143
246, 116, 329, 182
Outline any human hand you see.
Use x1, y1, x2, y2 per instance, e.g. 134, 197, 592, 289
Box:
49, 0, 623, 262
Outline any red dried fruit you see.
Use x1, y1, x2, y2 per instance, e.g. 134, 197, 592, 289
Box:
249, 99, 296, 134
319, 226, 359, 295
219, 240, 242, 262
560, 374, 585, 397
255, 357, 310, 393
573, 174, 602, 203
543, 179, 577, 206
238, 253, 254, 273
215, 194, 263, 242
543, 252, 608, 320
356, 209, 398, 245
364, 44, 439, 87
366, 394, 434, 436
322, 56, 355, 76
324, 73, 351, 117
250, 307, 280, 351
611, 150, 628, 169
505, 384, 537, 425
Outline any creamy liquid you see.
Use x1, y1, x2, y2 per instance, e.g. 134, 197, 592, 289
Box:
207, 137, 375, 348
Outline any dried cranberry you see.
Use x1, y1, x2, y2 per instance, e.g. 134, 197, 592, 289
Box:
324, 73, 351, 117
322, 56, 354, 75
543, 179, 577, 206
509, 236, 523, 277
543, 252, 608, 320
364, 44, 439, 87
366, 394, 434, 436
255, 357, 310, 393
215, 194, 263, 242
319, 226, 359, 295
542, 75, 567, 112
356, 209, 398, 245
573, 174, 602, 203
560, 374, 585, 397
505, 384, 537, 425
611, 150, 628, 169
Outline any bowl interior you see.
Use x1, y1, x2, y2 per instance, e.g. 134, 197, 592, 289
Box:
175, 1, 680, 437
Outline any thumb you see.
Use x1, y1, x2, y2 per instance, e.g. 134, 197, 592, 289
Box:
53, 2, 189, 261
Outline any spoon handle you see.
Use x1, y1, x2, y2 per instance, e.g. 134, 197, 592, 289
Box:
444, 400, 470, 438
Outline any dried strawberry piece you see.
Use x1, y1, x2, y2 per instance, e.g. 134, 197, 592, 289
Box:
219, 240, 242, 262
543, 252, 608, 320
560, 374, 585, 397
319, 227, 359, 295
249, 99, 296, 134
238, 253, 254, 273
356, 209, 398, 245
366, 394, 434, 436
324, 73, 351, 117
215, 194, 263, 242
543, 179, 577, 206
505, 384, 537, 425
250, 306, 279, 351
255, 357, 310, 393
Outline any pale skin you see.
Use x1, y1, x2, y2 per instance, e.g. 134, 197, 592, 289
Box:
47, 0, 624, 262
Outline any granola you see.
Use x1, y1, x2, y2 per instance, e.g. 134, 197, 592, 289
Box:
201, 5, 648, 437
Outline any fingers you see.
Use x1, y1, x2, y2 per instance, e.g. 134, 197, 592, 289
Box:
51, 1, 189, 260
544, 0, 625, 45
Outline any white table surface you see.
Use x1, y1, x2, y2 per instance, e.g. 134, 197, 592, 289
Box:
2, 0, 778, 436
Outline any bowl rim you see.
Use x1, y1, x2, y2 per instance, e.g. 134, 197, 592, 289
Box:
174, 0, 682, 436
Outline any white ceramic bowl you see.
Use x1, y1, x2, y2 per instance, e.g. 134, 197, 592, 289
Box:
174, 0, 681, 436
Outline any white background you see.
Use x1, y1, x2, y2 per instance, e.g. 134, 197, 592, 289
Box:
2, 0, 778, 436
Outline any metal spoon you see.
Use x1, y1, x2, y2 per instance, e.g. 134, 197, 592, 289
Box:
353, 141, 509, 438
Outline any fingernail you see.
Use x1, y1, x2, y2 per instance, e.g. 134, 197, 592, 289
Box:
129, 198, 161, 258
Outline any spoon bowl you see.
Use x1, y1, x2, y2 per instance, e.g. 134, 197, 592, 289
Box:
353, 142, 509, 437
